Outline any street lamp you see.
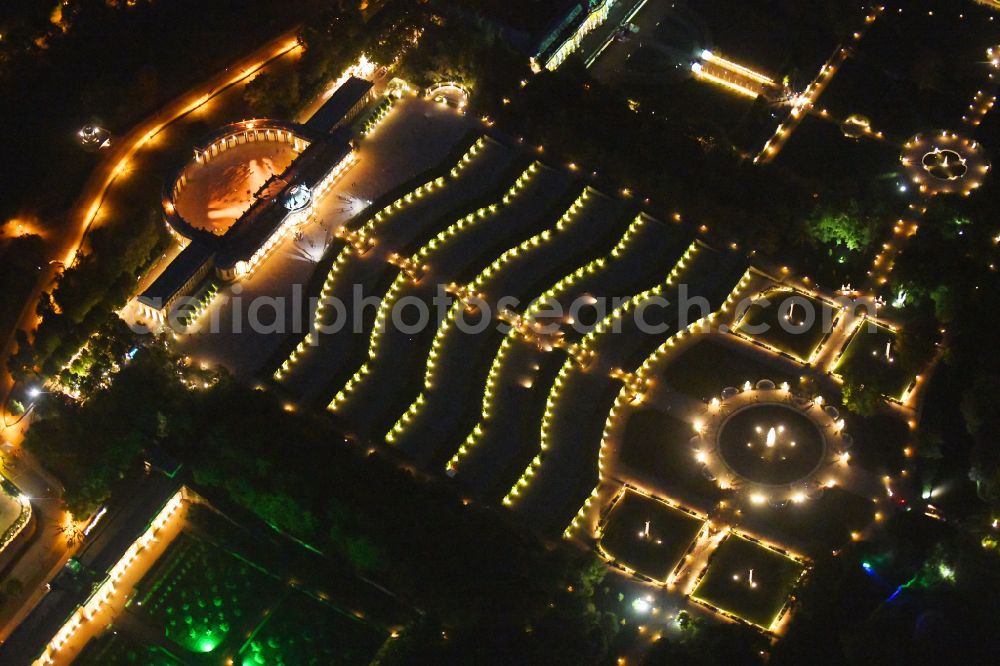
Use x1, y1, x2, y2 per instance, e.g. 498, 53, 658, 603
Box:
26, 386, 55, 401
631, 596, 652, 614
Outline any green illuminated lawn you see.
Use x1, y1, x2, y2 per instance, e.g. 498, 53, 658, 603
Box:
692, 534, 805, 629
135, 533, 282, 654
835, 322, 913, 400
599, 490, 704, 582
737, 289, 837, 361
240, 592, 386, 666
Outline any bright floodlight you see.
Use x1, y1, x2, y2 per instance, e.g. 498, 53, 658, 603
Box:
27, 386, 41, 398
631, 597, 651, 614
701, 49, 713, 59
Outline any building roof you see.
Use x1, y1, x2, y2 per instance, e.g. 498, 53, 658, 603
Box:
305, 76, 374, 132
292, 128, 354, 190
0, 586, 80, 666
77, 473, 180, 574
138, 241, 215, 308
303, 76, 374, 134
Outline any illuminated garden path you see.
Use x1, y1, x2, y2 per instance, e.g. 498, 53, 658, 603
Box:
273, 136, 517, 406
451, 214, 692, 498
328, 163, 576, 439
385, 189, 632, 466
508, 245, 747, 537
754, 7, 883, 163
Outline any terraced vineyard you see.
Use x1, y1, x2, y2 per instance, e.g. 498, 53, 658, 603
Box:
276, 135, 751, 539
450, 214, 693, 499
386, 188, 633, 465
273, 135, 521, 407
328, 162, 576, 438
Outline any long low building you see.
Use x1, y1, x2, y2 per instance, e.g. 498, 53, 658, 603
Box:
432, 0, 616, 70
0, 472, 184, 666
136, 77, 376, 325
304, 75, 374, 134
135, 242, 216, 324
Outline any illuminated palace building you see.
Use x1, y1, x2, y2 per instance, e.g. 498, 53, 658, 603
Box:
434, 0, 617, 71
135, 77, 375, 324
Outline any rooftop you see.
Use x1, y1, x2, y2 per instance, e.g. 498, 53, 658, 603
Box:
138, 241, 215, 307
303, 76, 374, 135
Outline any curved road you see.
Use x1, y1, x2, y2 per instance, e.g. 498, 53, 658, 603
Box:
0, 28, 303, 411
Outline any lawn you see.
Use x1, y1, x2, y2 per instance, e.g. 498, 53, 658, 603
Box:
390, 189, 629, 466
135, 533, 282, 655
599, 489, 704, 583
239, 592, 386, 666
734, 487, 875, 556
660, 337, 798, 401
456, 346, 567, 501
774, 114, 902, 182
692, 533, 805, 630
736, 289, 838, 361
618, 408, 724, 507
835, 322, 914, 400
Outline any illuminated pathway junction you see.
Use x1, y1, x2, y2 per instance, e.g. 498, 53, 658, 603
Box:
755, 6, 884, 163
